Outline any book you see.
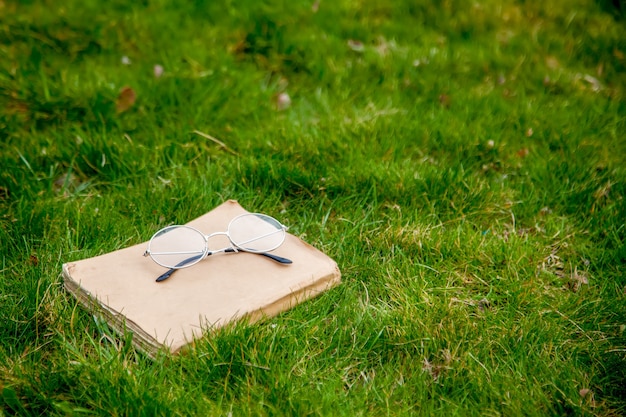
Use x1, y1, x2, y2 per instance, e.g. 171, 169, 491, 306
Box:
62, 200, 341, 357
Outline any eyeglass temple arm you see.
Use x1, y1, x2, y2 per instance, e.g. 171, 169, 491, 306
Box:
155, 253, 205, 282
235, 250, 292, 264
155, 250, 293, 282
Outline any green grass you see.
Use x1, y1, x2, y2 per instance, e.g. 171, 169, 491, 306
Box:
1, 0, 625, 415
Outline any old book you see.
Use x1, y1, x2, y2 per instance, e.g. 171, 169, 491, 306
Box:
62, 200, 341, 357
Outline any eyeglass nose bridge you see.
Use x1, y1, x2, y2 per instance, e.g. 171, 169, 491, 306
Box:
205, 231, 233, 254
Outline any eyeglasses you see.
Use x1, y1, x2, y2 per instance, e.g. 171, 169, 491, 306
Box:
143, 213, 292, 282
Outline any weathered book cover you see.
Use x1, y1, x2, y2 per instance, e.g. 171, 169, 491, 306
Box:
62, 200, 341, 357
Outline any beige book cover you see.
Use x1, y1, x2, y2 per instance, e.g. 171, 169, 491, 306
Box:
62, 200, 341, 357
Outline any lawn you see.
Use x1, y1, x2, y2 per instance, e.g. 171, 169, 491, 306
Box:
1, 0, 625, 415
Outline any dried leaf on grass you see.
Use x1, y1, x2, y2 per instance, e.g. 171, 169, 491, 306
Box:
274, 92, 291, 111
423, 349, 454, 381
542, 252, 566, 278
54, 173, 80, 192
541, 250, 591, 292
347, 39, 364, 52
579, 388, 596, 407
568, 268, 590, 292
53, 172, 92, 197
116, 86, 136, 113
153, 64, 164, 78
438, 93, 451, 108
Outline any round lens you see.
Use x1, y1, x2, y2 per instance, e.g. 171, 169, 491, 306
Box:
228, 213, 286, 253
147, 226, 207, 269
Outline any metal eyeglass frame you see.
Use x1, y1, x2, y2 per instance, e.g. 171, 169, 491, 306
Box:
143, 213, 292, 282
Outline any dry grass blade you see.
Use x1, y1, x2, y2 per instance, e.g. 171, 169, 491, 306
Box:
193, 130, 239, 156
